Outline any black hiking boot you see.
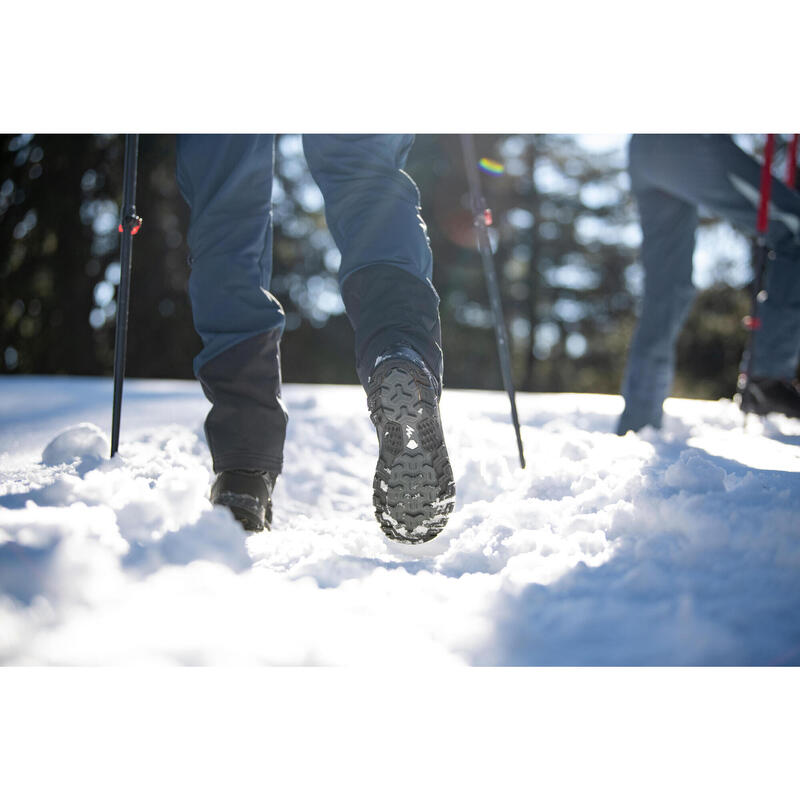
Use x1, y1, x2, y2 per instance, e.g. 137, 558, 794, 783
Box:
739, 376, 800, 419
210, 469, 277, 532
367, 346, 455, 544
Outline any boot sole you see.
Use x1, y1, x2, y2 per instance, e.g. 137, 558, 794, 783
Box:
368, 358, 455, 544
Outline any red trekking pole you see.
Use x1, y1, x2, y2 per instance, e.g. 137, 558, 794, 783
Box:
786, 133, 798, 189
738, 133, 775, 413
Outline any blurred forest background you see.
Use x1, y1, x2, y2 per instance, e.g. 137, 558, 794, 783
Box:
1, 133, 790, 399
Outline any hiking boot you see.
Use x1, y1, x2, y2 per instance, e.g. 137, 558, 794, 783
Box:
367, 346, 455, 544
739, 376, 800, 419
210, 469, 277, 532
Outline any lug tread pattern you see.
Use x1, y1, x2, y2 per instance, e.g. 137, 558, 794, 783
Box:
368, 359, 455, 544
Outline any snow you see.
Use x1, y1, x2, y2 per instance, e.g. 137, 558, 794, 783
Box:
41, 422, 109, 468
1, 375, 799, 665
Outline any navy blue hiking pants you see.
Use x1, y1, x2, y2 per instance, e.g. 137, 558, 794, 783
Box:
619, 134, 800, 433
176, 135, 442, 474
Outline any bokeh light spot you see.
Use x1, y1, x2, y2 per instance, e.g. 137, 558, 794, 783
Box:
478, 157, 505, 175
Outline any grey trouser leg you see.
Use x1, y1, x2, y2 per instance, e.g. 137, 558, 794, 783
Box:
302, 135, 443, 390
619, 134, 800, 433
176, 134, 287, 474
619, 183, 698, 433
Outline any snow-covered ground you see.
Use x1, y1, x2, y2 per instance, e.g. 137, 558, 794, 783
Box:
1, 375, 799, 665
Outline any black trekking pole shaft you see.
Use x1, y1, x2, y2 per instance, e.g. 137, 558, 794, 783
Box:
739, 134, 775, 415
111, 134, 141, 458
460, 134, 526, 468
742, 237, 769, 384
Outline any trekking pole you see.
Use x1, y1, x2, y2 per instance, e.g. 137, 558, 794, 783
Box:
786, 134, 798, 188
460, 134, 526, 468
738, 133, 775, 415
110, 134, 142, 457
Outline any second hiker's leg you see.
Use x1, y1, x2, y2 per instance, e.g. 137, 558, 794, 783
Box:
619, 136, 699, 433
630, 134, 800, 380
